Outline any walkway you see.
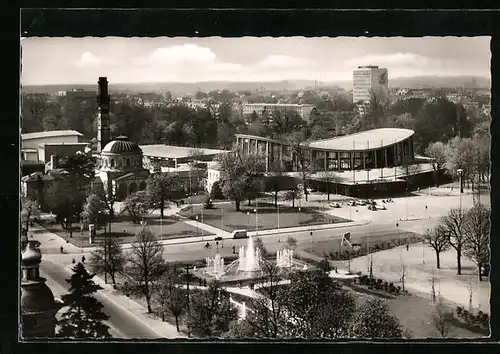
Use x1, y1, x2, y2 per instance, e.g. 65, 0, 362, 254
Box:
58, 261, 187, 338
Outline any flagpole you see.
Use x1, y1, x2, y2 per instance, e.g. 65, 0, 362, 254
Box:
352, 141, 356, 184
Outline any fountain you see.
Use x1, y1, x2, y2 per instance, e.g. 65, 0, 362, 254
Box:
238, 236, 262, 272
276, 248, 294, 268
205, 253, 225, 278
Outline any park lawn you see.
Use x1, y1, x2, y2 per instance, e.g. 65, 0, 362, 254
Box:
39, 214, 212, 248
179, 201, 350, 232
302, 230, 421, 258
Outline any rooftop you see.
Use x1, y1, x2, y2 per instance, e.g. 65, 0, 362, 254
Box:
308, 128, 414, 151
243, 103, 315, 107
140, 145, 228, 159
22, 130, 83, 140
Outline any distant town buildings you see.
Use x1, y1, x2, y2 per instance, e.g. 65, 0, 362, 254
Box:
352, 66, 389, 108
242, 103, 316, 121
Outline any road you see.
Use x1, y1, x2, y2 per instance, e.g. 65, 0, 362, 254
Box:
40, 259, 163, 339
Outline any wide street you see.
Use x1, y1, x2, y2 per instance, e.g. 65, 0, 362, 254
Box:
40, 259, 167, 339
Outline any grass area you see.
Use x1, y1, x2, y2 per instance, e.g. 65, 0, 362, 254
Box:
39, 214, 212, 248
179, 201, 350, 232
352, 291, 481, 338
302, 230, 421, 258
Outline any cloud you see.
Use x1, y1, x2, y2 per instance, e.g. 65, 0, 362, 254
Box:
74, 52, 117, 67
134, 44, 217, 66
257, 55, 312, 69
345, 52, 433, 67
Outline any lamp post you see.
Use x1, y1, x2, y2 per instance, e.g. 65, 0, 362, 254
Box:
253, 208, 258, 236
298, 207, 301, 227
277, 200, 280, 232
195, 215, 199, 238
457, 168, 464, 212
422, 231, 427, 265
201, 207, 204, 241
246, 211, 250, 231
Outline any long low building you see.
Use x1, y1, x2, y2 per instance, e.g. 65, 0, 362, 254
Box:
235, 128, 416, 175
140, 144, 228, 171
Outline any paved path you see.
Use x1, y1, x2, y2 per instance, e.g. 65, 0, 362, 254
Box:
41, 258, 186, 339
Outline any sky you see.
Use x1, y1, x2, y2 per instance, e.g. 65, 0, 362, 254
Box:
21, 37, 491, 86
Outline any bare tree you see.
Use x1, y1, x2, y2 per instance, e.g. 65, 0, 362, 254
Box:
463, 203, 490, 281
440, 208, 468, 275
316, 171, 342, 200
424, 225, 451, 269
152, 268, 187, 332
430, 270, 437, 303
400, 258, 408, 292
425, 142, 447, 187
284, 187, 303, 208
431, 297, 453, 338
467, 280, 474, 312
126, 226, 165, 313
89, 234, 125, 285
285, 131, 313, 201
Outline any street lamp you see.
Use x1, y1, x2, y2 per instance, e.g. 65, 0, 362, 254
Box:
195, 215, 199, 238
253, 208, 258, 236
298, 207, 301, 227
457, 168, 464, 212
246, 212, 250, 231
277, 200, 280, 232
201, 206, 204, 241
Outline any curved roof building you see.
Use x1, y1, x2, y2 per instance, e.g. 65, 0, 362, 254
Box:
235, 128, 415, 173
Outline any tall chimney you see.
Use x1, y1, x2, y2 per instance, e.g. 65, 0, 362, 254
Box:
97, 77, 111, 153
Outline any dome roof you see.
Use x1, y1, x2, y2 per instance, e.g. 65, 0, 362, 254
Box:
21, 282, 57, 313
102, 136, 142, 154
22, 243, 42, 266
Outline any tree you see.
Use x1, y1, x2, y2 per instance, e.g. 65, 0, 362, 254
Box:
187, 148, 206, 196
286, 236, 298, 250
440, 208, 468, 275
284, 269, 355, 338
126, 226, 165, 313
81, 193, 106, 227
284, 187, 303, 208
21, 198, 40, 233
316, 171, 342, 200
431, 297, 453, 338
425, 141, 447, 187
146, 173, 181, 219
217, 148, 265, 211
210, 181, 224, 200
349, 297, 403, 338
152, 269, 187, 332
124, 190, 151, 224
265, 160, 293, 208
186, 280, 238, 337
445, 136, 475, 188
253, 236, 269, 258
285, 131, 313, 201
424, 225, 451, 269
89, 234, 124, 285
316, 258, 332, 273
58, 262, 111, 338
463, 203, 490, 281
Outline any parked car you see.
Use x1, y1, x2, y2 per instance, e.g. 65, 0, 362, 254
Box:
214, 236, 223, 241
330, 202, 341, 208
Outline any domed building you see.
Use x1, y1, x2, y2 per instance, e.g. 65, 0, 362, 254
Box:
98, 135, 149, 201
20, 242, 60, 338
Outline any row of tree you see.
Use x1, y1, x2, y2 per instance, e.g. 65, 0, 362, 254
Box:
425, 203, 490, 281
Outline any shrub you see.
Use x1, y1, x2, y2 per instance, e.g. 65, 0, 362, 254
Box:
210, 181, 224, 200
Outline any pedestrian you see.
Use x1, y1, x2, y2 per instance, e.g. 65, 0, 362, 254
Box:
406, 244, 409, 251
72, 258, 75, 264
232, 245, 236, 254
60, 246, 64, 254
82, 255, 86, 263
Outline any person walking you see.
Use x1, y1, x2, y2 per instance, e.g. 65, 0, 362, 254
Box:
82, 255, 86, 263
406, 244, 409, 251
60, 246, 64, 254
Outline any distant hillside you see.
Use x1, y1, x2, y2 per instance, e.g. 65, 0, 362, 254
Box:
23, 75, 490, 95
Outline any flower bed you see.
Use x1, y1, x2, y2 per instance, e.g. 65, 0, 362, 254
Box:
356, 274, 404, 296
453, 306, 490, 335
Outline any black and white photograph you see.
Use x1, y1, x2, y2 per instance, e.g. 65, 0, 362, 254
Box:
20, 35, 491, 340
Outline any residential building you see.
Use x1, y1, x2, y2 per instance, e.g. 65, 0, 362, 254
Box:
242, 103, 316, 121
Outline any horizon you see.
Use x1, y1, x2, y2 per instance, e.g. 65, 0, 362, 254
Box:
21, 37, 490, 86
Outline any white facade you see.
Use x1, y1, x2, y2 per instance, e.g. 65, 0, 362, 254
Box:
242, 103, 315, 121
352, 66, 389, 104
205, 164, 221, 193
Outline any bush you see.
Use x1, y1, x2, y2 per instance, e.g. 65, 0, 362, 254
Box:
456, 306, 463, 316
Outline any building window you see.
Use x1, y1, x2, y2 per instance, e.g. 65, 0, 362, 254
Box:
110, 159, 115, 168
126, 159, 130, 167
